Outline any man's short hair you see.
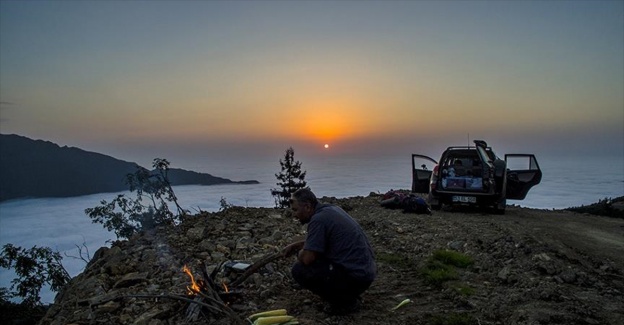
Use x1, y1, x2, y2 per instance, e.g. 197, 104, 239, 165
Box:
291, 188, 318, 207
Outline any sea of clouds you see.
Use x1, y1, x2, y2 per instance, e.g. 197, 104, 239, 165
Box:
1, 153, 622, 303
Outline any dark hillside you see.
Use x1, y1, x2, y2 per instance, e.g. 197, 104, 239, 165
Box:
166, 168, 232, 186
0, 134, 258, 202
0, 134, 140, 201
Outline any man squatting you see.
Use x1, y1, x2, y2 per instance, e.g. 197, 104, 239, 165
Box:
281, 188, 377, 315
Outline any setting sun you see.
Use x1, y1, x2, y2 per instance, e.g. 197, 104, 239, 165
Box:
324, 144, 329, 149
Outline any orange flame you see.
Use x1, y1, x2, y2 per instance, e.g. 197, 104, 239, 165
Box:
182, 265, 201, 295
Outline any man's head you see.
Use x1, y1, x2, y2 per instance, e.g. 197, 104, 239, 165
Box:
290, 188, 318, 224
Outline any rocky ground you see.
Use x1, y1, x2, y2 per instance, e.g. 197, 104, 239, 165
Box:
38, 193, 624, 325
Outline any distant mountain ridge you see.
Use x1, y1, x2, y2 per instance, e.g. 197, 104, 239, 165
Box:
0, 134, 258, 202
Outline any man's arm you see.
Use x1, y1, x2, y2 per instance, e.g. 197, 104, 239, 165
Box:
281, 240, 305, 257
298, 249, 318, 265
281, 241, 318, 265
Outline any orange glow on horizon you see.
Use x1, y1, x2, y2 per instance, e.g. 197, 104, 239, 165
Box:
293, 99, 367, 143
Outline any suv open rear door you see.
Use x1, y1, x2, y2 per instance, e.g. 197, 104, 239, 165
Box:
412, 154, 437, 193
505, 154, 542, 200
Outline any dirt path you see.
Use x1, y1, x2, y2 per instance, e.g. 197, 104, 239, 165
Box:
489, 207, 624, 270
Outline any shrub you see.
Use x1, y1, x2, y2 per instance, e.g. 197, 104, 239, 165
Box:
85, 158, 187, 239
219, 196, 233, 212
0, 299, 47, 325
0, 244, 70, 306
565, 196, 624, 218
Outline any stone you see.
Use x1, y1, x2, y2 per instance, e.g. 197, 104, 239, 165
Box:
186, 227, 205, 241
215, 244, 230, 256
498, 266, 512, 282
257, 236, 274, 245
448, 240, 465, 251
559, 268, 577, 284
272, 230, 285, 240
133, 307, 168, 325
96, 301, 121, 313
198, 239, 216, 252
113, 272, 149, 289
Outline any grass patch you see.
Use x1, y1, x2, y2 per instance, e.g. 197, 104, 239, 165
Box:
375, 253, 416, 269
430, 250, 474, 268
429, 312, 478, 325
420, 250, 474, 287
376, 252, 413, 269
451, 282, 475, 296
420, 260, 458, 286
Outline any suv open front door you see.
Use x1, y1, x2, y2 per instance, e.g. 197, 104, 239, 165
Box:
412, 154, 437, 193
505, 154, 542, 200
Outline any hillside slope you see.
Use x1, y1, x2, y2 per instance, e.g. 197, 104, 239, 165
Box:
38, 193, 624, 325
0, 134, 258, 201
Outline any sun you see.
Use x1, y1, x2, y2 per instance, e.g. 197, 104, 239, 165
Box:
324, 144, 329, 149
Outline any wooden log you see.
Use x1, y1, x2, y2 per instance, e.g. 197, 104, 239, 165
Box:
230, 251, 283, 287
185, 296, 203, 321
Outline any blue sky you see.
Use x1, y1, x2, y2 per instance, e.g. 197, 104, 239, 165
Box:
1, 1, 622, 166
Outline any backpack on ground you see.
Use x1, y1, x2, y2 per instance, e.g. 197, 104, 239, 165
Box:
380, 190, 431, 215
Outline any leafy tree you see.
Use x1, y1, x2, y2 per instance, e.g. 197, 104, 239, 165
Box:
85, 158, 188, 239
271, 147, 308, 208
0, 244, 70, 306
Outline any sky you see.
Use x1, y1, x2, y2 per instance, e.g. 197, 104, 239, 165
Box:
1, 0, 623, 168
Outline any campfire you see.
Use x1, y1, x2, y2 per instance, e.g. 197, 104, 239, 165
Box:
181, 262, 249, 323
178, 252, 282, 323
183, 263, 243, 301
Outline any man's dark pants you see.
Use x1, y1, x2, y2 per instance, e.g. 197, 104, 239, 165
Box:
291, 259, 372, 307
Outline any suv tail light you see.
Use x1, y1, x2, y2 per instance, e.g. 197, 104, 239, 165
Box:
431, 165, 439, 190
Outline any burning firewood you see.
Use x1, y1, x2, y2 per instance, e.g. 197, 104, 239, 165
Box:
181, 264, 246, 324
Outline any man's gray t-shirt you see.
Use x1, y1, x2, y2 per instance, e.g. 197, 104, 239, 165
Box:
303, 203, 376, 282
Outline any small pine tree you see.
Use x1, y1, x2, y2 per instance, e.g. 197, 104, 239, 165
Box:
271, 147, 308, 208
